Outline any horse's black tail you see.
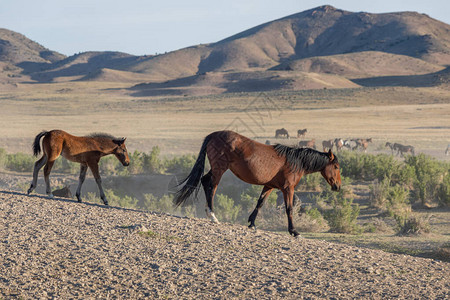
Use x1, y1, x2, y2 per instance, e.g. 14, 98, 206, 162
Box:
174, 134, 212, 207
32, 131, 49, 156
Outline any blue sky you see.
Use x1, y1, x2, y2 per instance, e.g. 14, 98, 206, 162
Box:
1, 0, 449, 56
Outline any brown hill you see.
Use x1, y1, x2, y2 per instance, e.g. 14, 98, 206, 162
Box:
126, 5, 450, 80
131, 70, 360, 96
271, 51, 445, 78
0, 28, 65, 65
1, 5, 450, 92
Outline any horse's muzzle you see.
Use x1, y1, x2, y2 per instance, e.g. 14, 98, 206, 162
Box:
332, 184, 340, 192
123, 162, 130, 167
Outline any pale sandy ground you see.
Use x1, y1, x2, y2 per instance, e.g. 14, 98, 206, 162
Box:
0, 191, 449, 299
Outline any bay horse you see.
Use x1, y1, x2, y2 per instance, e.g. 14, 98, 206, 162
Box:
298, 138, 316, 150
174, 130, 341, 236
27, 130, 130, 205
394, 143, 415, 157
297, 128, 307, 138
275, 128, 289, 139
322, 139, 334, 151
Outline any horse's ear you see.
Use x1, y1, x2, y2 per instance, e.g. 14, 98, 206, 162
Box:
328, 149, 335, 161
113, 138, 126, 146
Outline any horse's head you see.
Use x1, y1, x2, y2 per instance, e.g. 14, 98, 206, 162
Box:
113, 138, 130, 166
321, 150, 341, 192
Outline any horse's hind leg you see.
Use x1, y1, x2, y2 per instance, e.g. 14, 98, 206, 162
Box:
27, 155, 47, 194
75, 163, 88, 202
201, 169, 225, 223
248, 186, 273, 229
43, 160, 55, 198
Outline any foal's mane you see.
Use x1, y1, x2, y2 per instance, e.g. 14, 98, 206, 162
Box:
273, 144, 336, 173
86, 132, 117, 140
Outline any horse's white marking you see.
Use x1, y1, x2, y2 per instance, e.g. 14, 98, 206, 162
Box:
205, 207, 220, 224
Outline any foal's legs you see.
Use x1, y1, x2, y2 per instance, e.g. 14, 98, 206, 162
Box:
43, 160, 56, 197
27, 155, 48, 194
87, 161, 108, 205
75, 163, 88, 202
248, 186, 273, 229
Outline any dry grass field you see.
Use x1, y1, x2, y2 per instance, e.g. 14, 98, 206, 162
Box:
1, 82, 449, 159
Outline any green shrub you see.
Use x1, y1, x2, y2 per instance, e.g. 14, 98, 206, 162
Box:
298, 172, 323, 191
6, 152, 35, 172
299, 207, 329, 232
368, 178, 390, 209
52, 157, 79, 174
142, 193, 183, 214
143, 146, 165, 174
437, 169, 450, 206
239, 185, 277, 214
323, 190, 361, 234
397, 214, 431, 236
164, 154, 197, 176
0, 148, 7, 170
339, 151, 415, 185
215, 193, 241, 223
405, 154, 445, 205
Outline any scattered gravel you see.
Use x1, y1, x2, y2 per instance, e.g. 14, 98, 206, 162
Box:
0, 190, 449, 299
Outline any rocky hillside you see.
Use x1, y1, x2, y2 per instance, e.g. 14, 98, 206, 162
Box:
0, 190, 448, 299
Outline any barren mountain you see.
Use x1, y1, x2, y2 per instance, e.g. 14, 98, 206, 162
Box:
0, 28, 65, 65
1, 5, 450, 92
0, 190, 449, 298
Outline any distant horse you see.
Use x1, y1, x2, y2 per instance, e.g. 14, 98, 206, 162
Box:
174, 130, 341, 236
27, 130, 130, 205
298, 139, 316, 149
275, 128, 289, 139
322, 140, 334, 151
394, 143, 415, 157
297, 129, 307, 138
355, 138, 372, 152
385, 142, 396, 155
334, 138, 344, 152
343, 139, 358, 151
445, 144, 450, 156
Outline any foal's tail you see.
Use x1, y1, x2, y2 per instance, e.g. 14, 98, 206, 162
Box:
174, 134, 212, 207
32, 131, 49, 156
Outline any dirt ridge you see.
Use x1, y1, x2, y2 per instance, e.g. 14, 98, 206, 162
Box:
0, 190, 448, 299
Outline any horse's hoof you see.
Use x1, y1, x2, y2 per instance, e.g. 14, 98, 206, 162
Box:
248, 225, 257, 231
289, 230, 300, 237
103, 201, 109, 206
47, 194, 54, 199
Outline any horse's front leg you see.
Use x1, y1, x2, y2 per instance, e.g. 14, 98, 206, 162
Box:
283, 187, 299, 237
88, 161, 108, 205
248, 186, 273, 229
76, 163, 88, 202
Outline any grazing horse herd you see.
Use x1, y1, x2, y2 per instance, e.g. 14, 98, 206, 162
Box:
273, 128, 374, 153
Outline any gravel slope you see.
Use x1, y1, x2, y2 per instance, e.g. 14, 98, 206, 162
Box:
0, 190, 448, 299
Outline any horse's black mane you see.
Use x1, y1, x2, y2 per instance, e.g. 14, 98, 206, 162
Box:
273, 144, 337, 173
